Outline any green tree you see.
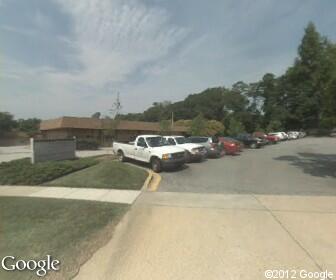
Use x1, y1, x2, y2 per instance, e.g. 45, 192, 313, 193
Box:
0, 112, 16, 135
159, 120, 172, 135
143, 101, 171, 122
190, 113, 207, 136
205, 120, 224, 136
285, 22, 327, 129
91, 112, 101, 119
226, 118, 245, 136
266, 120, 282, 132
16, 118, 41, 136
320, 41, 336, 128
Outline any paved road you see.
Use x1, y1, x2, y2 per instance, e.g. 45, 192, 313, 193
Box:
159, 137, 336, 195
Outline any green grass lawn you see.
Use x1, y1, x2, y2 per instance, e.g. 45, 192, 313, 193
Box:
46, 160, 148, 190
0, 197, 128, 280
0, 157, 98, 185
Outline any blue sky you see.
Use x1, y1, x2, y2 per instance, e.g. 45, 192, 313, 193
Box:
1, 0, 336, 119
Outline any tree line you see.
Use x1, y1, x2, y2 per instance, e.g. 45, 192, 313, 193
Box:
0, 112, 41, 137
118, 22, 336, 136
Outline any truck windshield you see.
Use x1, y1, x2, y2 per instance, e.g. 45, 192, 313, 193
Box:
146, 137, 168, 147
175, 137, 186, 144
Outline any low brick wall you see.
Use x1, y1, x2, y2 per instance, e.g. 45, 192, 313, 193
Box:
31, 138, 76, 163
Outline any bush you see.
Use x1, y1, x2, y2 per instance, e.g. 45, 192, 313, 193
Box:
227, 118, 245, 136
0, 158, 98, 185
76, 139, 100, 150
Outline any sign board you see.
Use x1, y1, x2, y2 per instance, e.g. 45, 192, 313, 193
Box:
31, 138, 76, 163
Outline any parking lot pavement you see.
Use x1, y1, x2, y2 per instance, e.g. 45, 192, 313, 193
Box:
74, 137, 336, 280
159, 137, 336, 196
0, 145, 30, 163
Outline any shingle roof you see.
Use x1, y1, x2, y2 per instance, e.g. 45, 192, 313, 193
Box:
40, 117, 102, 130
40, 117, 188, 132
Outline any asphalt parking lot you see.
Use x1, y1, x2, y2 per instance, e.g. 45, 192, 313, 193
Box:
159, 137, 336, 195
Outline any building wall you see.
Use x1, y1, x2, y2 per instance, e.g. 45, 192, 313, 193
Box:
41, 128, 186, 146
41, 129, 69, 139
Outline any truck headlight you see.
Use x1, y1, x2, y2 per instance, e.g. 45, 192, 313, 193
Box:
162, 154, 171, 160
190, 148, 198, 154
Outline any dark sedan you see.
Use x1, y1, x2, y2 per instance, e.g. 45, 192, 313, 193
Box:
232, 134, 264, 149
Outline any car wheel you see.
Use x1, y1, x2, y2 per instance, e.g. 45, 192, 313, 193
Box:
118, 150, 126, 162
185, 151, 192, 163
250, 143, 257, 149
151, 158, 162, 173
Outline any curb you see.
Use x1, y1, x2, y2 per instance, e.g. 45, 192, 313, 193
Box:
141, 170, 154, 191
147, 172, 162, 192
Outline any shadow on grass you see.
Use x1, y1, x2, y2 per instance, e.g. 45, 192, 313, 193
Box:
125, 159, 190, 173
274, 153, 336, 178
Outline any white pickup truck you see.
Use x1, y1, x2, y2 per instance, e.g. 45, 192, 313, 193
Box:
112, 135, 186, 172
163, 136, 206, 162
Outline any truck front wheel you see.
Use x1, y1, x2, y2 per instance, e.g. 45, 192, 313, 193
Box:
118, 150, 126, 162
151, 158, 162, 173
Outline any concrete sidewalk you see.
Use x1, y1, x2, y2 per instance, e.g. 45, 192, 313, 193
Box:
0, 186, 140, 204
75, 192, 336, 280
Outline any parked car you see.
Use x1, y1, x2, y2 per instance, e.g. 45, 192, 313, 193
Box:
186, 136, 222, 158
330, 128, 336, 137
287, 131, 299, 140
265, 134, 280, 144
232, 134, 263, 149
163, 136, 206, 162
218, 137, 241, 155
113, 135, 186, 172
253, 132, 279, 144
223, 137, 244, 151
280, 132, 289, 140
268, 132, 287, 141
298, 131, 306, 138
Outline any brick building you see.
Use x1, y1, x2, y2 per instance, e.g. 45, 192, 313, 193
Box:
40, 116, 188, 145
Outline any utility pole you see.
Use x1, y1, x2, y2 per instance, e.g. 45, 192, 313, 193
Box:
171, 112, 174, 129
110, 92, 122, 119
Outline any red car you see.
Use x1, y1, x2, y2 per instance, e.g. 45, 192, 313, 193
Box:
218, 137, 241, 155
253, 131, 279, 144
265, 134, 280, 144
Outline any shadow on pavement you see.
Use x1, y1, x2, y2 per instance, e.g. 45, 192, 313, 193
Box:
274, 153, 336, 178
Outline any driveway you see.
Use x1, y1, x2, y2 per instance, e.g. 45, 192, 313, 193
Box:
0, 145, 30, 163
75, 137, 336, 280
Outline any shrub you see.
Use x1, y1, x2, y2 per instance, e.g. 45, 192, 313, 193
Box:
0, 158, 98, 185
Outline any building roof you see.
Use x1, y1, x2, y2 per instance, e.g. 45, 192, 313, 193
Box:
40, 116, 188, 132
40, 117, 102, 130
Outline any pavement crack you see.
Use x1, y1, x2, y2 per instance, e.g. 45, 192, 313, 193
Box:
252, 194, 329, 278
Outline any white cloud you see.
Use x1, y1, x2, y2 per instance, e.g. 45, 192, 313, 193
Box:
53, 0, 187, 88
1, 0, 188, 118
